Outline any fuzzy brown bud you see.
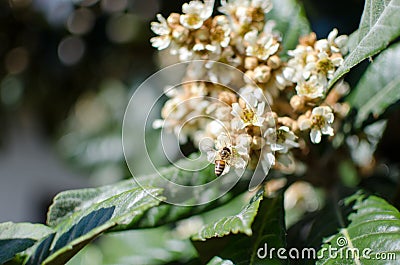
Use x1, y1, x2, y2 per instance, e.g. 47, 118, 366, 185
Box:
172, 25, 189, 43
299, 32, 317, 46
290, 95, 306, 112
267, 55, 281, 69
218, 91, 237, 106
252, 135, 265, 150
195, 27, 209, 41
244, 57, 258, 70
253, 65, 271, 83
333, 102, 350, 118
245, 70, 255, 82
278, 116, 296, 130
167, 13, 180, 26
238, 97, 247, 109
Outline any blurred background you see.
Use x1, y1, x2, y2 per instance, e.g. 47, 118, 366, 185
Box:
0, 0, 366, 264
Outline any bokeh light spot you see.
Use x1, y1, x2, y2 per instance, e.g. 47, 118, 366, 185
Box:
58, 36, 85, 65
1, 75, 23, 106
100, 0, 128, 13
67, 8, 95, 35
106, 13, 139, 43
5, 47, 29, 74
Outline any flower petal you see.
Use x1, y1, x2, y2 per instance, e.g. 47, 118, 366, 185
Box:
321, 125, 334, 136
310, 128, 322, 144
299, 119, 312, 131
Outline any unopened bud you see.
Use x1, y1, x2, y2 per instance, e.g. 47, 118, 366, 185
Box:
278, 116, 295, 130
290, 95, 305, 112
252, 136, 265, 150
167, 13, 180, 26
195, 27, 209, 41
244, 57, 258, 70
333, 102, 350, 118
172, 26, 189, 43
238, 97, 247, 109
218, 91, 237, 105
299, 32, 317, 46
245, 70, 255, 82
267, 55, 281, 69
254, 65, 271, 83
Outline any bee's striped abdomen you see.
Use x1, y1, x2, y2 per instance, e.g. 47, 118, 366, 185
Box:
215, 160, 226, 176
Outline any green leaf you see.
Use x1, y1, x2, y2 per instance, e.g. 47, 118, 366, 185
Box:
193, 190, 263, 241
329, 0, 400, 88
25, 187, 163, 265
347, 42, 400, 127
345, 30, 359, 54
317, 194, 400, 264
0, 222, 53, 264
194, 191, 287, 264
68, 225, 198, 265
269, 0, 311, 53
47, 156, 247, 230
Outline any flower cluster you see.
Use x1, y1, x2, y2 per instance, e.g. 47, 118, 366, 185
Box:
151, 0, 350, 176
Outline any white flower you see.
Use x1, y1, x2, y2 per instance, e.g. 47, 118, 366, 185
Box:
150, 14, 171, 50
209, 16, 231, 48
303, 52, 343, 85
315, 28, 348, 54
161, 97, 188, 121
244, 30, 279, 61
265, 126, 299, 153
231, 92, 266, 130
295, 76, 325, 99
299, 106, 334, 144
180, 0, 213, 30
219, 0, 273, 24
284, 45, 316, 83
251, 0, 273, 13
239, 85, 265, 105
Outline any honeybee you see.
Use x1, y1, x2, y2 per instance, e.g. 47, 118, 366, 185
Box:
215, 147, 232, 177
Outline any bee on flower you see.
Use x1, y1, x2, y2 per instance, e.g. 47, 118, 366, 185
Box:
205, 133, 251, 176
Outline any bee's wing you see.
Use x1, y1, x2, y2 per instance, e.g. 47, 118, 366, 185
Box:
221, 163, 230, 176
